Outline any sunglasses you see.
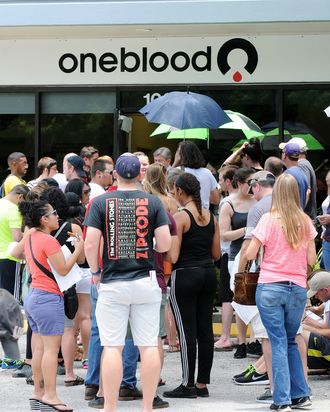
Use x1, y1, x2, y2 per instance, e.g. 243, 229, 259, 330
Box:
247, 178, 259, 186
83, 188, 91, 194
44, 209, 58, 217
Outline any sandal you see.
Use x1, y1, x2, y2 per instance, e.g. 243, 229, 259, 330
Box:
39, 401, 73, 411
168, 344, 180, 353
158, 378, 166, 387
64, 375, 84, 387
26, 376, 34, 385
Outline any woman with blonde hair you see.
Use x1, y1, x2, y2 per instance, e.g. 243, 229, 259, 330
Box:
144, 163, 178, 214
246, 173, 317, 411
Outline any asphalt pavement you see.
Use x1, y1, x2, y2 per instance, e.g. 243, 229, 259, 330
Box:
1, 337, 330, 412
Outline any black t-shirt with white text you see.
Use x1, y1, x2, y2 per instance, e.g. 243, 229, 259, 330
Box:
84, 190, 169, 283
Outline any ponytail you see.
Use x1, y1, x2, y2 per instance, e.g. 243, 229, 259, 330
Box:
175, 173, 205, 222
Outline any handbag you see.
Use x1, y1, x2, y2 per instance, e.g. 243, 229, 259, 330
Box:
29, 235, 78, 319
233, 261, 259, 305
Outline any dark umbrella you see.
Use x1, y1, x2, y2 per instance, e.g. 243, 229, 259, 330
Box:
139, 91, 231, 129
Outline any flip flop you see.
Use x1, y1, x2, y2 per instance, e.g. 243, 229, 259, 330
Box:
39, 401, 73, 411
64, 375, 84, 387
29, 398, 41, 410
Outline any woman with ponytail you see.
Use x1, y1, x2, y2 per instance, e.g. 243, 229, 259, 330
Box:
20, 200, 84, 411
163, 173, 220, 399
246, 173, 317, 411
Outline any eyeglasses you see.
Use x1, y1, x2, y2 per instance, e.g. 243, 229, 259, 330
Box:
83, 189, 91, 194
44, 209, 58, 217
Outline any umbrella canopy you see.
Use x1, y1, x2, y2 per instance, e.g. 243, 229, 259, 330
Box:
139, 91, 231, 129
231, 129, 324, 151
262, 128, 324, 151
151, 110, 263, 141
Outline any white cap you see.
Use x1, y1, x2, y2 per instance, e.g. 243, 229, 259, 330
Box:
307, 270, 330, 298
279, 137, 307, 152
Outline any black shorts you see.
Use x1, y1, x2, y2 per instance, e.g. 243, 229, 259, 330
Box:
218, 253, 233, 304
0, 259, 21, 299
307, 332, 330, 369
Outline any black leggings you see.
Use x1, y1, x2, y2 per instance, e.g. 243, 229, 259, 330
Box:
170, 266, 216, 386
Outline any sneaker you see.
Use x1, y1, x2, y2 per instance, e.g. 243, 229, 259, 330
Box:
82, 359, 88, 369
119, 386, 143, 401
256, 387, 273, 404
234, 371, 269, 386
88, 396, 104, 409
270, 404, 292, 411
12, 363, 32, 378
232, 364, 255, 381
234, 343, 247, 359
1, 358, 24, 369
153, 395, 169, 409
85, 384, 99, 401
291, 396, 312, 409
247, 340, 263, 357
195, 386, 209, 397
163, 384, 197, 399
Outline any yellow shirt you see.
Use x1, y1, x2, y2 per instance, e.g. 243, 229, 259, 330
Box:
4, 175, 26, 196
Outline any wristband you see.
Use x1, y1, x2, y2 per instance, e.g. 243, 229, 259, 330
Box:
91, 269, 101, 276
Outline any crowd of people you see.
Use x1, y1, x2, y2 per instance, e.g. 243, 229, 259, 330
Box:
0, 138, 329, 412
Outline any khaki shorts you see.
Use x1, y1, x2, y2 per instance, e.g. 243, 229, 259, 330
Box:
96, 273, 161, 347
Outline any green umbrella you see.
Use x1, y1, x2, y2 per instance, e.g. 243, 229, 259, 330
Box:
231, 129, 324, 151
262, 128, 324, 151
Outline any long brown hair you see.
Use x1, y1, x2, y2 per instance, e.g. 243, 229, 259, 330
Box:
271, 173, 310, 249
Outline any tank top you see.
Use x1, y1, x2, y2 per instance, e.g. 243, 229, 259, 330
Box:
174, 209, 214, 269
227, 202, 248, 261
51, 220, 74, 253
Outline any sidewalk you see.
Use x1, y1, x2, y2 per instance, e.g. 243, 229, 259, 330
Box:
1, 336, 330, 411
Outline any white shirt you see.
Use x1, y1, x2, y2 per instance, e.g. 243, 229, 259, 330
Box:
89, 182, 105, 200
184, 167, 218, 209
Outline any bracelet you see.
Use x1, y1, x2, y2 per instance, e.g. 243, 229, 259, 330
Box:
91, 269, 101, 276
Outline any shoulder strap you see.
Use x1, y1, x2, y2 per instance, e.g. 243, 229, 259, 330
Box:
29, 235, 56, 282
54, 222, 69, 239
226, 200, 235, 212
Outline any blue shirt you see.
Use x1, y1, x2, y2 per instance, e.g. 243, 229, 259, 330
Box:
285, 166, 308, 210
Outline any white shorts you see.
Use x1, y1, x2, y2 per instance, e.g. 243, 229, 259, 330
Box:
96, 272, 161, 347
76, 268, 92, 294
251, 312, 303, 340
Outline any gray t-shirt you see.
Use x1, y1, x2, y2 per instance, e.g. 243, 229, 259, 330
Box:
298, 159, 317, 220
244, 194, 272, 240
85, 190, 169, 283
184, 167, 218, 209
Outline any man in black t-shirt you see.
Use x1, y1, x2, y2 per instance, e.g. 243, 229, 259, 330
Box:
85, 153, 171, 412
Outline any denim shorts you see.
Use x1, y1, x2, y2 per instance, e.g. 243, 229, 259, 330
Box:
24, 288, 65, 336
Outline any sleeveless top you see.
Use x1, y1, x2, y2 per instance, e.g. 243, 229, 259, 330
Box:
174, 209, 214, 269
227, 202, 248, 261
51, 220, 74, 253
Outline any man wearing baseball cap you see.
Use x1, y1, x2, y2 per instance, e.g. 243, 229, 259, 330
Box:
281, 142, 309, 210
302, 270, 330, 370
84, 153, 171, 412
279, 138, 317, 220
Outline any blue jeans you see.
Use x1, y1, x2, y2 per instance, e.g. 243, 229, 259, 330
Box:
322, 240, 330, 270
85, 284, 102, 386
256, 283, 309, 405
85, 284, 139, 388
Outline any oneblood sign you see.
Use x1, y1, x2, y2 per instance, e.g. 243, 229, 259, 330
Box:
58, 38, 258, 83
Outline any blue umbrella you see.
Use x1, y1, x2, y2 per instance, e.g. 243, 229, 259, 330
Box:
139, 91, 231, 129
